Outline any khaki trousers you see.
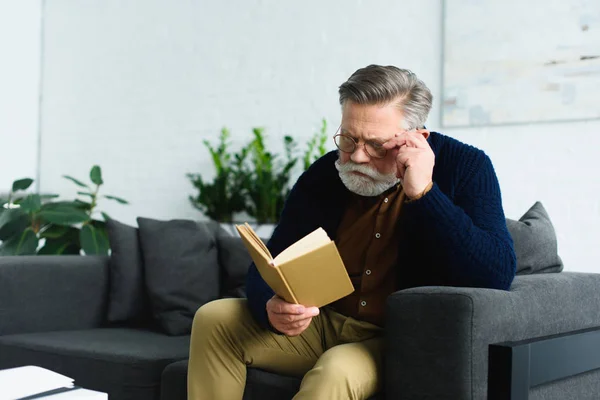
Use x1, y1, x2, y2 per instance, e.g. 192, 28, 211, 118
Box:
187, 298, 383, 400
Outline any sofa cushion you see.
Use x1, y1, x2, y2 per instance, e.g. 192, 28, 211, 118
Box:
0, 328, 190, 400
105, 218, 147, 323
137, 218, 221, 335
506, 202, 563, 275
217, 234, 253, 298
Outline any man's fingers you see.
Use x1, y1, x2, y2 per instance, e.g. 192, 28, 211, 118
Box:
268, 296, 305, 315
402, 133, 427, 149
279, 307, 319, 323
383, 131, 428, 151
382, 136, 409, 150
397, 162, 406, 179
281, 318, 311, 336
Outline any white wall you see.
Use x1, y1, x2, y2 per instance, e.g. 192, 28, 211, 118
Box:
39, 0, 599, 272
0, 0, 41, 193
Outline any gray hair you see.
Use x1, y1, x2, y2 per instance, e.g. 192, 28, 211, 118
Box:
338, 65, 433, 130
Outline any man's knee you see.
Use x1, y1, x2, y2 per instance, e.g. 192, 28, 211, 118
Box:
308, 343, 380, 388
191, 298, 248, 335
310, 351, 356, 385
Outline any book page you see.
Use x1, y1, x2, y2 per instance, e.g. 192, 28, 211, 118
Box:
243, 223, 272, 260
0, 365, 74, 400
273, 227, 331, 266
237, 224, 272, 261
235, 223, 297, 303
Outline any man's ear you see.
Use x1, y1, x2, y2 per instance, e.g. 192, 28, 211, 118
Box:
420, 130, 430, 140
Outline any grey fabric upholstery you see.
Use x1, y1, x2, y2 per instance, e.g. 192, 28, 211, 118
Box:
216, 234, 253, 298
0, 255, 109, 335
137, 218, 222, 335
0, 328, 190, 400
1, 252, 597, 399
385, 272, 600, 400
161, 360, 188, 400
106, 218, 147, 323
506, 201, 563, 275
530, 368, 600, 400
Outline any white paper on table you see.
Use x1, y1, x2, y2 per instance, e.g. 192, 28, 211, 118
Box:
0, 365, 74, 400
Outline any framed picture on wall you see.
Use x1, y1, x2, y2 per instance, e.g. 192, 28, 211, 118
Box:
441, 0, 600, 127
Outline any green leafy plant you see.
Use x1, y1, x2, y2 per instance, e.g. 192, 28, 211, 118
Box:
303, 118, 329, 170
187, 128, 249, 223
0, 166, 128, 256
188, 119, 330, 225
244, 128, 298, 224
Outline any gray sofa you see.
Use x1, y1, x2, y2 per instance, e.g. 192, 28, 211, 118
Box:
1, 209, 600, 399
2, 258, 600, 399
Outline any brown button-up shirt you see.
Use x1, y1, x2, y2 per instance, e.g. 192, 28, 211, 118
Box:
330, 183, 406, 326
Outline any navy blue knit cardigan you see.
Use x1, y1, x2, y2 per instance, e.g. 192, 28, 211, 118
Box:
245, 131, 517, 329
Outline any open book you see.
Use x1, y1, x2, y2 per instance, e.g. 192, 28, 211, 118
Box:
0, 365, 74, 400
236, 223, 354, 307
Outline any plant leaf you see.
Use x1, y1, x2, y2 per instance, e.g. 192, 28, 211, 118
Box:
38, 236, 81, 255
0, 209, 30, 240
101, 212, 111, 221
39, 224, 69, 239
43, 201, 87, 210
90, 165, 103, 185
40, 194, 60, 200
12, 178, 34, 192
103, 195, 128, 204
79, 224, 109, 255
77, 191, 94, 198
0, 228, 38, 255
63, 175, 89, 188
38, 207, 90, 226
19, 194, 42, 214
74, 199, 93, 210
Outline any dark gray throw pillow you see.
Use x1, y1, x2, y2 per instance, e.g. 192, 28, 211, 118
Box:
105, 218, 147, 323
216, 234, 253, 298
137, 217, 221, 335
506, 202, 563, 275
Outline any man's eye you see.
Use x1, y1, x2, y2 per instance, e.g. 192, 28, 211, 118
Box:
368, 141, 383, 149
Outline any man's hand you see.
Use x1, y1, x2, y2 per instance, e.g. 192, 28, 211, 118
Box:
383, 129, 435, 199
266, 295, 319, 336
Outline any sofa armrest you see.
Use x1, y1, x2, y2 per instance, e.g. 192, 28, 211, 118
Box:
0, 255, 110, 335
384, 272, 600, 400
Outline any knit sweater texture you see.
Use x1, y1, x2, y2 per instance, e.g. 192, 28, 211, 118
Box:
245, 131, 517, 329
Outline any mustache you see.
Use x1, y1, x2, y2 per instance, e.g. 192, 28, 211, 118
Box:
335, 160, 392, 181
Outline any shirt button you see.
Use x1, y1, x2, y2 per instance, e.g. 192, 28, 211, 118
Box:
365, 269, 372, 275
384, 198, 389, 203
360, 301, 367, 307
375, 233, 381, 239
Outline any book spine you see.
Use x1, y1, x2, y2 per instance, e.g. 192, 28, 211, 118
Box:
273, 262, 298, 304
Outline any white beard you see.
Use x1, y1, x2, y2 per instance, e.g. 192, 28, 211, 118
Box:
335, 158, 400, 197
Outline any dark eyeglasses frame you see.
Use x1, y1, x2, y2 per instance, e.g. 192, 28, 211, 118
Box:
332, 126, 388, 159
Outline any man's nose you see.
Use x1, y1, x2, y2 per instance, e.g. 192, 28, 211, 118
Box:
350, 145, 370, 163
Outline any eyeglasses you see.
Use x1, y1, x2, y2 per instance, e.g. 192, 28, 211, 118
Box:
332, 128, 388, 159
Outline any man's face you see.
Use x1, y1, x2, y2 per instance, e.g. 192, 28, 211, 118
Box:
336, 101, 406, 196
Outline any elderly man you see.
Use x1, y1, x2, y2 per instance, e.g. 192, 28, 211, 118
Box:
188, 65, 516, 400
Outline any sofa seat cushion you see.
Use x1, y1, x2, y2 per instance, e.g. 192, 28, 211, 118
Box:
0, 328, 190, 400
162, 359, 381, 400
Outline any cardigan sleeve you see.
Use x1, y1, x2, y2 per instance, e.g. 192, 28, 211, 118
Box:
403, 153, 517, 290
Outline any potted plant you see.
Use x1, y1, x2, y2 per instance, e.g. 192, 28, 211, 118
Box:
187, 128, 249, 231
302, 118, 329, 171
242, 128, 298, 234
0, 166, 128, 256
187, 120, 330, 238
